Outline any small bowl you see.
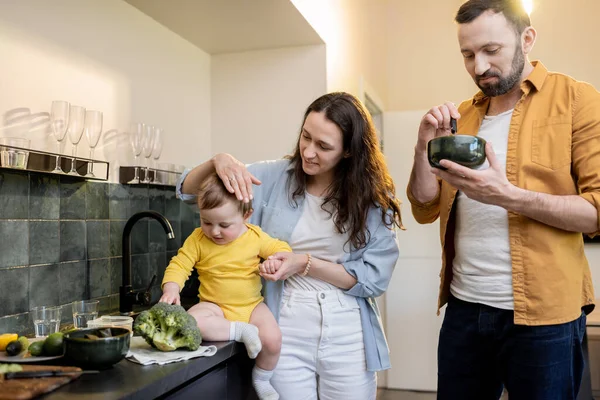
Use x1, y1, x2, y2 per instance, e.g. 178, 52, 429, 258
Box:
427, 135, 487, 170
87, 315, 134, 337
63, 327, 131, 370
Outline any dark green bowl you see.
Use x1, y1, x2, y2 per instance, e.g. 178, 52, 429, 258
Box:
427, 135, 487, 170
63, 327, 131, 370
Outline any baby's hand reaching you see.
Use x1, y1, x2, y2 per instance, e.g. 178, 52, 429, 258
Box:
260, 259, 282, 275
159, 282, 181, 305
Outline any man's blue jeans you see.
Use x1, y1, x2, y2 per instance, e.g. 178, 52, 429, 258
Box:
438, 295, 587, 400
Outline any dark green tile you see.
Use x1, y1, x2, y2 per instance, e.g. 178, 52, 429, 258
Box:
165, 189, 180, 221
29, 221, 60, 265
0, 170, 29, 219
150, 252, 167, 284
180, 202, 196, 221
149, 220, 167, 253
30, 174, 60, 219
86, 182, 109, 220
0, 313, 31, 336
149, 187, 165, 215
59, 304, 72, 325
0, 221, 28, 268
166, 221, 181, 251
129, 185, 149, 216
110, 294, 120, 311
132, 254, 150, 290
89, 259, 110, 298
59, 261, 87, 304
87, 221, 109, 259
0, 267, 29, 315
181, 219, 197, 245
110, 220, 126, 257
180, 203, 198, 241
151, 285, 162, 303
110, 257, 122, 295
97, 296, 111, 314
60, 221, 86, 262
109, 184, 129, 220
29, 264, 60, 308
131, 220, 148, 255
60, 178, 86, 219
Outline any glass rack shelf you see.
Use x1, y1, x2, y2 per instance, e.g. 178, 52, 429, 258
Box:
119, 166, 182, 187
0, 145, 109, 181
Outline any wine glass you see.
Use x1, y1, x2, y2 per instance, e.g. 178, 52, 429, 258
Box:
128, 122, 144, 184
151, 128, 163, 183
84, 110, 103, 177
50, 101, 70, 173
66, 105, 86, 175
141, 125, 155, 183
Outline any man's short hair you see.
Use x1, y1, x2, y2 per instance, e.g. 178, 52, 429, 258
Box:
455, 0, 531, 34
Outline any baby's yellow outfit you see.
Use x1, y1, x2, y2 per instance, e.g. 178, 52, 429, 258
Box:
162, 224, 291, 323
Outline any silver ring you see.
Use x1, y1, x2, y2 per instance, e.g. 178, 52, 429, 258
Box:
229, 176, 236, 182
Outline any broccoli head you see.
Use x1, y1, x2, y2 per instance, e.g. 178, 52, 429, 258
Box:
133, 302, 202, 352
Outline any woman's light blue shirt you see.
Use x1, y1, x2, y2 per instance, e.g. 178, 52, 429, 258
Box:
177, 159, 400, 371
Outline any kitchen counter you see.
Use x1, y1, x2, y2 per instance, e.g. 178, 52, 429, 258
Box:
42, 341, 257, 400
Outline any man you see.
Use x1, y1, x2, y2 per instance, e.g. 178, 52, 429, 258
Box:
407, 0, 600, 398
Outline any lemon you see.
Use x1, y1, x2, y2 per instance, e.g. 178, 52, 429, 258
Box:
0, 333, 18, 351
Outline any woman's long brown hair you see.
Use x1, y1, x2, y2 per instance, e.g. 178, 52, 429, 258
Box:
287, 92, 404, 250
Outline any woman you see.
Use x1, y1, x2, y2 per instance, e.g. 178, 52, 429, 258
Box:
177, 92, 403, 400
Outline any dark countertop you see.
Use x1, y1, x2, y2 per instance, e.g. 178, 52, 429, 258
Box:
41, 341, 245, 400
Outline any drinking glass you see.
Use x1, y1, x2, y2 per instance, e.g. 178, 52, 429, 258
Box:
66, 105, 86, 175
72, 300, 99, 329
128, 122, 144, 184
151, 127, 163, 183
84, 110, 103, 177
31, 306, 62, 338
141, 125, 155, 183
0, 137, 30, 169
50, 101, 70, 173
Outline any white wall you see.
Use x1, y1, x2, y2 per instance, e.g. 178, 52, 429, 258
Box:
383, 0, 600, 111
0, 0, 211, 181
385, 0, 473, 111
211, 45, 327, 163
383, 110, 443, 390
291, 0, 390, 108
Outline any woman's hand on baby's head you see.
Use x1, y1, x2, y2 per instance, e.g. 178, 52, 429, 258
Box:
213, 153, 261, 203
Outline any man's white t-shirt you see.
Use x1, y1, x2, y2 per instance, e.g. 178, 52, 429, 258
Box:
450, 109, 514, 310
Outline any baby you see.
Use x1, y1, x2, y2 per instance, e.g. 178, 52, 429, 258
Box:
160, 173, 290, 400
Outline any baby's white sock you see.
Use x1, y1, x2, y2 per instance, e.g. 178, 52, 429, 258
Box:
252, 366, 279, 400
230, 322, 262, 359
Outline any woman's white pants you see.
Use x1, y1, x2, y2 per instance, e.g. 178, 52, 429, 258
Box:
271, 288, 377, 400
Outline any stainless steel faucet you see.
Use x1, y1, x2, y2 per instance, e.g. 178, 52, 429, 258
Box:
120, 211, 175, 314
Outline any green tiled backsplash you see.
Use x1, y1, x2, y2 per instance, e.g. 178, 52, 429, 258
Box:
0, 170, 200, 335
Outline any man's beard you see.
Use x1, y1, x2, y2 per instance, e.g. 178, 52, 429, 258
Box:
476, 46, 525, 97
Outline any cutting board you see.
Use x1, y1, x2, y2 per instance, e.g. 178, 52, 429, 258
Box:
0, 365, 82, 400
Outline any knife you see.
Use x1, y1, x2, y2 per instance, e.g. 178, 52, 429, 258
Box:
3, 370, 99, 379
